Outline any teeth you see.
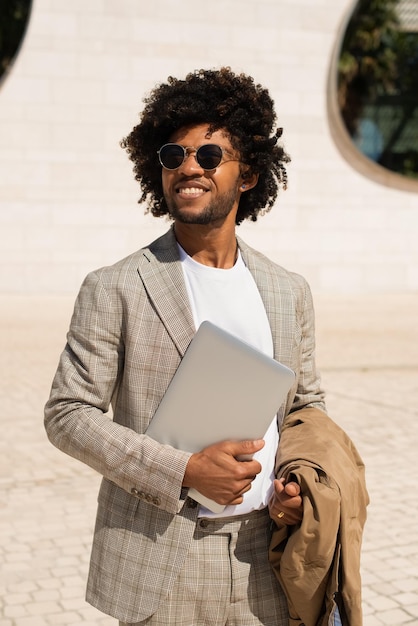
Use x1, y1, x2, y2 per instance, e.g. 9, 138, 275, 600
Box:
179, 187, 205, 194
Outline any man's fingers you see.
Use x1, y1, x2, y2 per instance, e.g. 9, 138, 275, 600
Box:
270, 478, 303, 523
274, 478, 300, 497
273, 478, 285, 494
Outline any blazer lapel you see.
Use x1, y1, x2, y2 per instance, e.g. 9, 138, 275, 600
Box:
137, 230, 294, 363
137, 228, 195, 357
238, 237, 294, 366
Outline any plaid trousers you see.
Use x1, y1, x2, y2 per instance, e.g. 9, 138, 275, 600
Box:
120, 508, 288, 626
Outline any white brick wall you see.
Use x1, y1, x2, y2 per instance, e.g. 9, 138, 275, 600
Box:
1, 0, 417, 294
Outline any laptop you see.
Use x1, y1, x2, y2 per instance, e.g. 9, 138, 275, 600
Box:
146, 320, 295, 512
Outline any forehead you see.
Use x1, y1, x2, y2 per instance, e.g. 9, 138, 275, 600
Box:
169, 123, 233, 148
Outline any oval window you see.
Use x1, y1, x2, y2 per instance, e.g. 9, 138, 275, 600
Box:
338, 0, 418, 182
0, 0, 32, 85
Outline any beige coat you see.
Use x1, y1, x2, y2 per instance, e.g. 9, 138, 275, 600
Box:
269, 407, 369, 626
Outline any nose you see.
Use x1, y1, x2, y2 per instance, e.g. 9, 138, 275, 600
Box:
178, 149, 204, 174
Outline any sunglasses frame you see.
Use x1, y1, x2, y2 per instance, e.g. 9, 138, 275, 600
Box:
157, 143, 236, 171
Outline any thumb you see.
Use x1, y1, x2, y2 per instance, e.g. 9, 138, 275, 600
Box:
229, 439, 265, 457
284, 481, 301, 497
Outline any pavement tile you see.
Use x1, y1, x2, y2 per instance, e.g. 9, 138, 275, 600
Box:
31, 590, 61, 603
3, 607, 27, 620
397, 594, 418, 607
393, 579, 418, 593
377, 608, 417, 624
2, 293, 418, 626
364, 616, 385, 626
24, 602, 62, 616
406, 605, 418, 619
0, 598, 30, 609
369, 582, 399, 596
45, 612, 83, 625
13, 615, 50, 626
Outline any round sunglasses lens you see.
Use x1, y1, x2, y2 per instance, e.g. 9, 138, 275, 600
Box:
197, 145, 223, 169
160, 145, 185, 169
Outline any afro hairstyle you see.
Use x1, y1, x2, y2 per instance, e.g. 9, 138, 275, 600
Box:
121, 67, 290, 224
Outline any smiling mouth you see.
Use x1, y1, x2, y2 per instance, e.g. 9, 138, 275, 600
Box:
177, 187, 208, 196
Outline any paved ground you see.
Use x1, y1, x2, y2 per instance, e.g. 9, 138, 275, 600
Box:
1, 293, 418, 626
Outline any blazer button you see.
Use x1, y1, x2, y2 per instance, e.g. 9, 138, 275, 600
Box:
131, 488, 145, 499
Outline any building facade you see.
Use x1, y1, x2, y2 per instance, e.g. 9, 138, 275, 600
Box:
1, 0, 417, 294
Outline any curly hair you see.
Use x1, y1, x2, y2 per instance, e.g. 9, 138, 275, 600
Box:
121, 67, 290, 225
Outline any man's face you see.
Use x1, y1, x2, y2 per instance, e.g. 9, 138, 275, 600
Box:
161, 124, 245, 226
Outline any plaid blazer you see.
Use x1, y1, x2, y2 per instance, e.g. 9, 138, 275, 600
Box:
45, 227, 325, 623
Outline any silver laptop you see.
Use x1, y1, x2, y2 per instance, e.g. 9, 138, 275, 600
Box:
146, 320, 295, 512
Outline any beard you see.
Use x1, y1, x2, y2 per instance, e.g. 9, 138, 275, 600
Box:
165, 183, 240, 225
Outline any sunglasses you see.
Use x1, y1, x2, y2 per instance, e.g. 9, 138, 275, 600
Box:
157, 143, 237, 171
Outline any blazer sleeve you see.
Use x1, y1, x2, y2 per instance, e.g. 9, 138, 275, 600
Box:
287, 276, 326, 415
44, 270, 192, 515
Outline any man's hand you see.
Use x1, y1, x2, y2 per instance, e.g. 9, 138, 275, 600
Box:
183, 439, 265, 506
268, 477, 303, 525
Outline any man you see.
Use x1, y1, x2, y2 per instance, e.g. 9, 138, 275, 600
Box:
45, 68, 352, 626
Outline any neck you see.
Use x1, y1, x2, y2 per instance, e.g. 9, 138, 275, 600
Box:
174, 222, 238, 269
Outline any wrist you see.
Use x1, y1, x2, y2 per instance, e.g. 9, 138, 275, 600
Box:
182, 452, 198, 488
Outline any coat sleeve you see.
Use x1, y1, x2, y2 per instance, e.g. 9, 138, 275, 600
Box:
272, 407, 368, 626
269, 462, 340, 626
44, 271, 192, 515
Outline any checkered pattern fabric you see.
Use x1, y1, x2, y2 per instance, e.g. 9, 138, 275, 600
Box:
120, 509, 288, 626
45, 227, 325, 623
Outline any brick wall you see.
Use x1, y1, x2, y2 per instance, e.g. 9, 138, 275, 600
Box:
1, 0, 417, 294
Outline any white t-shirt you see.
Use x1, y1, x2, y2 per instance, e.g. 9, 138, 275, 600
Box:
178, 244, 279, 517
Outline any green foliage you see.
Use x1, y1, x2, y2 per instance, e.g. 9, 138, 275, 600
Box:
338, 0, 418, 179
393, 30, 418, 95
338, 0, 401, 102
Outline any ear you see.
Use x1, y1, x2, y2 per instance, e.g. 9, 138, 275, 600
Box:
240, 172, 259, 192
